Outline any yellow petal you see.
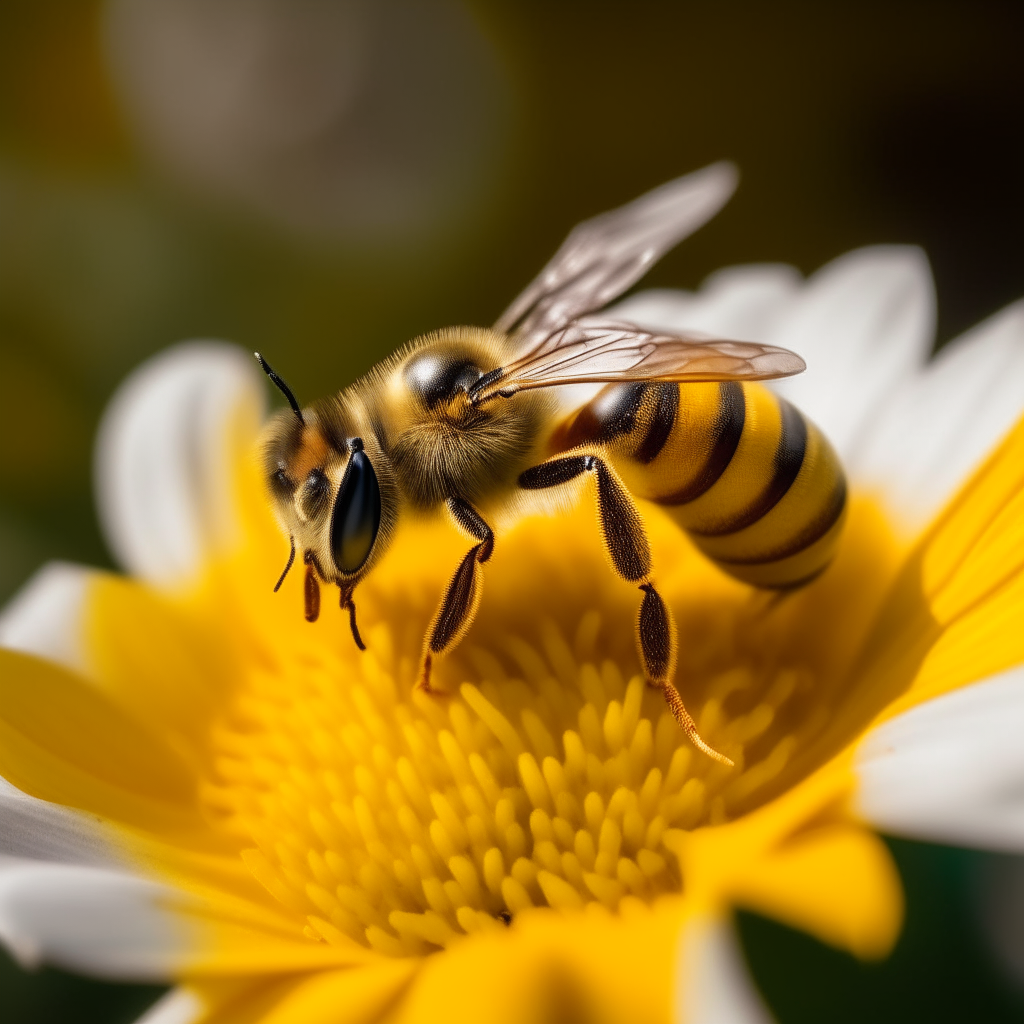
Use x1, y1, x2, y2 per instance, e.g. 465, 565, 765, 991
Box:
393, 903, 685, 1024
727, 824, 901, 959
0, 649, 198, 831
86, 572, 238, 759
178, 920, 385, 977
187, 959, 417, 1024
671, 762, 902, 959
873, 413, 1024, 720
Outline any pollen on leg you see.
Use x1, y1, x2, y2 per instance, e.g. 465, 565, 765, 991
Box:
203, 604, 819, 958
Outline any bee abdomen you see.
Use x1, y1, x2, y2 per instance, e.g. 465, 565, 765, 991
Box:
562, 381, 847, 589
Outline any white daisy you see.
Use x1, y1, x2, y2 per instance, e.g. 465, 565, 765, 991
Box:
0, 172, 1021, 1023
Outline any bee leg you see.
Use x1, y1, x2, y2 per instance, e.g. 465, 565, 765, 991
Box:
303, 551, 321, 623
638, 582, 733, 767
339, 584, 366, 651
446, 497, 495, 562
417, 499, 494, 693
520, 454, 733, 766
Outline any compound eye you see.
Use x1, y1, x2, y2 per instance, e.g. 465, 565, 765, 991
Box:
404, 353, 483, 407
330, 448, 381, 574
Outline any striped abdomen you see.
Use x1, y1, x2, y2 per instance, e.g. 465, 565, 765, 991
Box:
554, 381, 847, 588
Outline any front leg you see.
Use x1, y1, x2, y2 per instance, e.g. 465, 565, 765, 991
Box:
520, 454, 733, 767
417, 498, 494, 693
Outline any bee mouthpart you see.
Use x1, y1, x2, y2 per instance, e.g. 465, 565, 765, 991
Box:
339, 585, 366, 651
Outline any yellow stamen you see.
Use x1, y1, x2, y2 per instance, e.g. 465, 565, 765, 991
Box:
194, 493, 898, 956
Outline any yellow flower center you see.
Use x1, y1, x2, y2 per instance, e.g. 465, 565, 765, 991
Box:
198, 489, 902, 958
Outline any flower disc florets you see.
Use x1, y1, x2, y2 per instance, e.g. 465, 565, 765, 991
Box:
200, 488, 899, 957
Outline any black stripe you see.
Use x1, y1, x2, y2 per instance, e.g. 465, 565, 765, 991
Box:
634, 385, 679, 464
598, 385, 643, 440
557, 383, 648, 450
690, 398, 807, 536
713, 475, 847, 565
657, 382, 746, 505
595, 383, 648, 441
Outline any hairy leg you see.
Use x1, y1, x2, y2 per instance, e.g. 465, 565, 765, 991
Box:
417, 498, 495, 693
520, 453, 732, 766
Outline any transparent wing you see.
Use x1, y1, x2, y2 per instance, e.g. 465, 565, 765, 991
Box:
496, 162, 738, 354
469, 318, 806, 404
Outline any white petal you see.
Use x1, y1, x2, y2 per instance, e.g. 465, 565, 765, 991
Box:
0, 860, 183, 980
0, 776, 120, 867
132, 988, 202, 1024
577, 264, 800, 420
611, 263, 802, 341
0, 561, 93, 676
856, 667, 1024, 851
95, 341, 264, 588
850, 299, 1024, 530
677, 913, 775, 1024
770, 246, 935, 459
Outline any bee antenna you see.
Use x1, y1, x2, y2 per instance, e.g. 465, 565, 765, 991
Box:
254, 352, 304, 424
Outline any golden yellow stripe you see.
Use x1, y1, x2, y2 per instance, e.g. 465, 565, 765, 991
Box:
668, 383, 781, 534
613, 382, 725, 501
693, 420, 843, 564
708, 511, 847, 588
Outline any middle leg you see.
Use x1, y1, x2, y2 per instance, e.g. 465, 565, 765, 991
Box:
520, 453, 733, 767
417, 497, 495, 693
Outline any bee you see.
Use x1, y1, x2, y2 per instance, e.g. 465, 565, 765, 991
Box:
258, 163, 845, 766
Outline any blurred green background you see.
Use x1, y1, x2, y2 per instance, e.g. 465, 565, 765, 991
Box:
0, 1, 1021, 1021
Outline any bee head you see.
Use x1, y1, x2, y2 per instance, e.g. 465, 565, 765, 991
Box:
256, 356, 397, 643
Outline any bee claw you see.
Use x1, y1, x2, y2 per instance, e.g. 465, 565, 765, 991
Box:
659, 679, 734, 767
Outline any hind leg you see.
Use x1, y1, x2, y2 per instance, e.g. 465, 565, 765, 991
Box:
520, 453, 733, 766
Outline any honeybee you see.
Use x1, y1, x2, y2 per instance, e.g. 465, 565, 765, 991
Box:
258, 163, 846, 766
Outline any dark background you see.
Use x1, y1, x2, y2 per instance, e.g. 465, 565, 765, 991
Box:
0, 1, 1021, 1020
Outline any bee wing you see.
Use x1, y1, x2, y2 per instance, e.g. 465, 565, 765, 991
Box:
468, 318, 806, 403
495, 162, 738, 353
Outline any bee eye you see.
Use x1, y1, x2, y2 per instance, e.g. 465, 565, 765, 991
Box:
330, 447, 381, 574
404, 353, 483, 407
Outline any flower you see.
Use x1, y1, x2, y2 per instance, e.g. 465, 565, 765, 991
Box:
0, 241, 1022, 1024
